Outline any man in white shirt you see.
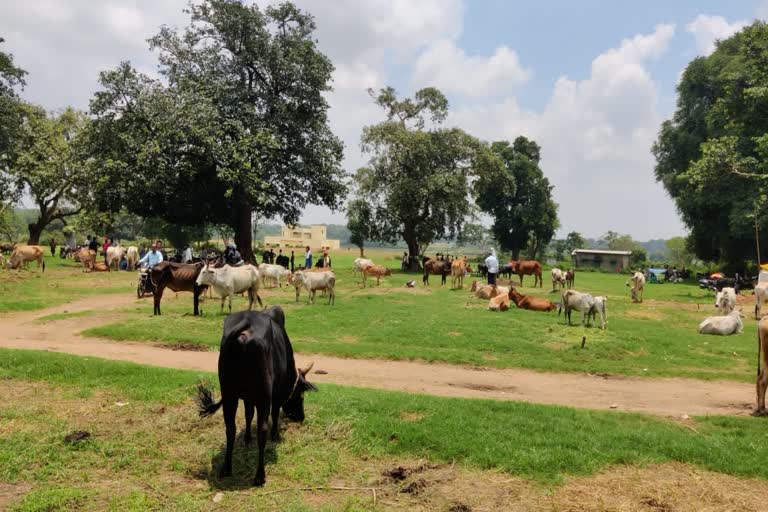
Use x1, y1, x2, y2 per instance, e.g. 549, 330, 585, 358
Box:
485, 248, 499, 286
182, 246, 193, 264
138, 242, 164, 269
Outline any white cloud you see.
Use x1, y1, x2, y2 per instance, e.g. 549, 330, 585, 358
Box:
686, 14, 748, 55
450, 24, 685, 240
412, 39, 530, 97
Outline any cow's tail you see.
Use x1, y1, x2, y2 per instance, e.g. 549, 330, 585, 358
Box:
42, 259, 45, 273
557, 302, 563, 316
195, 381, 222, 418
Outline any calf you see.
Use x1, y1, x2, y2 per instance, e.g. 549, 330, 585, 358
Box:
588, 296, 608, 330
362, 264, 391, 288
353, 257, 374, 277
551, 268, 566, 291
451, 257, 467, 289
196, 307, 317, 486
697, 309, 744, 335
292, 270, 336, 305
106, 245, 124, 271
196, 263, 263, 314
565, 269, 575, 289
714, 287, 737, 315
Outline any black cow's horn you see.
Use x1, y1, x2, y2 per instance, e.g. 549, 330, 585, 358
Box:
299, 362, 314, 376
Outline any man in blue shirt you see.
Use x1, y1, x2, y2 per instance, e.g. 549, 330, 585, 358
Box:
138, 241, 164, 269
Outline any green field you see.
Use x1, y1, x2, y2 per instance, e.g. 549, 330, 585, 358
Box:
1, 348, 768, 511
82, 250, 756, 382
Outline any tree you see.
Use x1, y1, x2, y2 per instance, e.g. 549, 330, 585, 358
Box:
0, 38, 26, 210
346, 199, 374, 257
85, 1, 346, 262
666, 236, 693, 266
653, 21, 768, 268
3, 105, 87, 244
351, 86, 501, 270
601, 231, 635, 251
474, 137, 559, 260
564, 231, 586, 254
456, 222, 491, 248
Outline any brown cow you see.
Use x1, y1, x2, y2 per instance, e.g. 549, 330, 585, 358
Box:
91, 261, 110, 272
149, 261, 207, 316
565, 269, 575, 289
5, 245, 45, 272
508, 288, 557, 312
362, 264, 391, 288
511, 260, 542, 287
451, 257, 468, 289
755, 316, 768, 416
422, 257, 450, 286
488, 291, 511, 311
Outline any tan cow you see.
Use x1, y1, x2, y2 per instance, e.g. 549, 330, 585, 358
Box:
77, 247, 97, 272
5, 245, 45, 272
470, 281, 509, 300
362, 264, 391, 288
126, 246, 139, 271
755, 316, 768, 416
451, 257, 467, 289
627, 271, 646, 303
488, 292, 511, 311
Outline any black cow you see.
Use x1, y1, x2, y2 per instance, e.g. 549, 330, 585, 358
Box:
196, 306, 317, 486
275, 254, 289, 269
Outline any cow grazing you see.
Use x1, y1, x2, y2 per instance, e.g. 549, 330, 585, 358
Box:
196, 306, 317, 486
258, 263, 292, 288
196, 263, 263, 314
627, 271, 645, 303
126, 246, 139, 271
451, 257, 468, 289
292, 270, 336, 305
714, 287, 737, 315
353, 257, 374, 277
697, 309, 744, 335
5, 245, 45, 272
559, 289, 595, 326
565, 269, 575, 289
422, 257, 451, 286
588, 296, 608, 330
512, 260, 542, 287
754, 317, 768, 416
106, 245, 125, 271
150, 261, 207, 316
508, 288, 557, 312
551, 268, 566, 291
362, 264, 391, 288
756, 282, 768, 319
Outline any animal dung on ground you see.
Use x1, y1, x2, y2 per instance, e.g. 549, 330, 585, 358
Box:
609, 403, 618, 409
64, 430, 91, 444
315, 369, 328, 375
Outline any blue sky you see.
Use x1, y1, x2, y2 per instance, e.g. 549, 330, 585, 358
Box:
1, 0, 764, 241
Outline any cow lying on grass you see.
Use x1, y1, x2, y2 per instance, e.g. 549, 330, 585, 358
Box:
697, 309, 744, 335
196, 306, 317, 486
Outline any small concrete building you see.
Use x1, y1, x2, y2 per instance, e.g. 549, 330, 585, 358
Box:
263, 224, 340, 250
571, 249, 631, 272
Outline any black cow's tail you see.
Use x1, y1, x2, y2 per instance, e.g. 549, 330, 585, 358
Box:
195, 381, 222, 418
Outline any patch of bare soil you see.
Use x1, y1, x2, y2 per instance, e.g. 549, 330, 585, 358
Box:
163, 342, 210, 352
0, 483, 32, 511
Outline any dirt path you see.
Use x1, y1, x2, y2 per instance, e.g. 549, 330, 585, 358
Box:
0, 294, 756, 418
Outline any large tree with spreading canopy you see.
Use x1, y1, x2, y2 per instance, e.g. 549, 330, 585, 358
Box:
653, 21, 768, 268
85, 1, 346, 260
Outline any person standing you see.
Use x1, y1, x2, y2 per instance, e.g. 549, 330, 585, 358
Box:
485, 248, 499, 286
319, 248, 331, 268
401, 251, 408, 271
102, 236, 109, 263
290, 250, 295, 272
49, 238, 56, 257
304, 246, 312, 269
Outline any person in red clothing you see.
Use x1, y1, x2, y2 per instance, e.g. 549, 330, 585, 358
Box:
102, 237, 109, 263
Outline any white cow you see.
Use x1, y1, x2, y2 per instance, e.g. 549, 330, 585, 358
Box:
292, 270, 336, 305
560, 289, 596, 327
353, 257, 374, 277
551, 268, 566, 291
627, 271, 645, 303
714, 287, 737, 315
258, 263, 292, 288
756, 282, 768, 319
588, 296, 608, 330
126, 246, 139, 271
195, 263, 263, 314
106, 245, 125, 271
698, 309, 744, 335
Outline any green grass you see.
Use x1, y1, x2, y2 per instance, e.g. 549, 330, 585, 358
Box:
2, 347, 768, 489
84, 250, 757, 381
35, 310, 94, 323
0, 255, 133, 312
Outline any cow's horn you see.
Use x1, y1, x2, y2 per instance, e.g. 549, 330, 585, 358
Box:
299, 362, 314, 376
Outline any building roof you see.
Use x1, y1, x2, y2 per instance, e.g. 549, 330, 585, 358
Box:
571, 249, 632, 256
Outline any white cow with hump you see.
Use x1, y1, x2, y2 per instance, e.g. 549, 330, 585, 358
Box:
714, 287, 737, 315
195, 263, 263, 314
353, 257, 374, 277
698, 309, 744, 335
258, 263, 292, 288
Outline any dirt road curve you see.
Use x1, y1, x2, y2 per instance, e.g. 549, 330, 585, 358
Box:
0, 294, 756, 418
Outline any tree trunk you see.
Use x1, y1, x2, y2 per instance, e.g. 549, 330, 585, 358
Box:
358, 245, 364, 257
511, 248, 521, 261
234, 201, 254, 264
406, 239, 421, 272
27, 221, 44, 245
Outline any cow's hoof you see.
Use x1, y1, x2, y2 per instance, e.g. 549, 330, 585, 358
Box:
752, 409, 768, 417
254, 473, 266, 486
